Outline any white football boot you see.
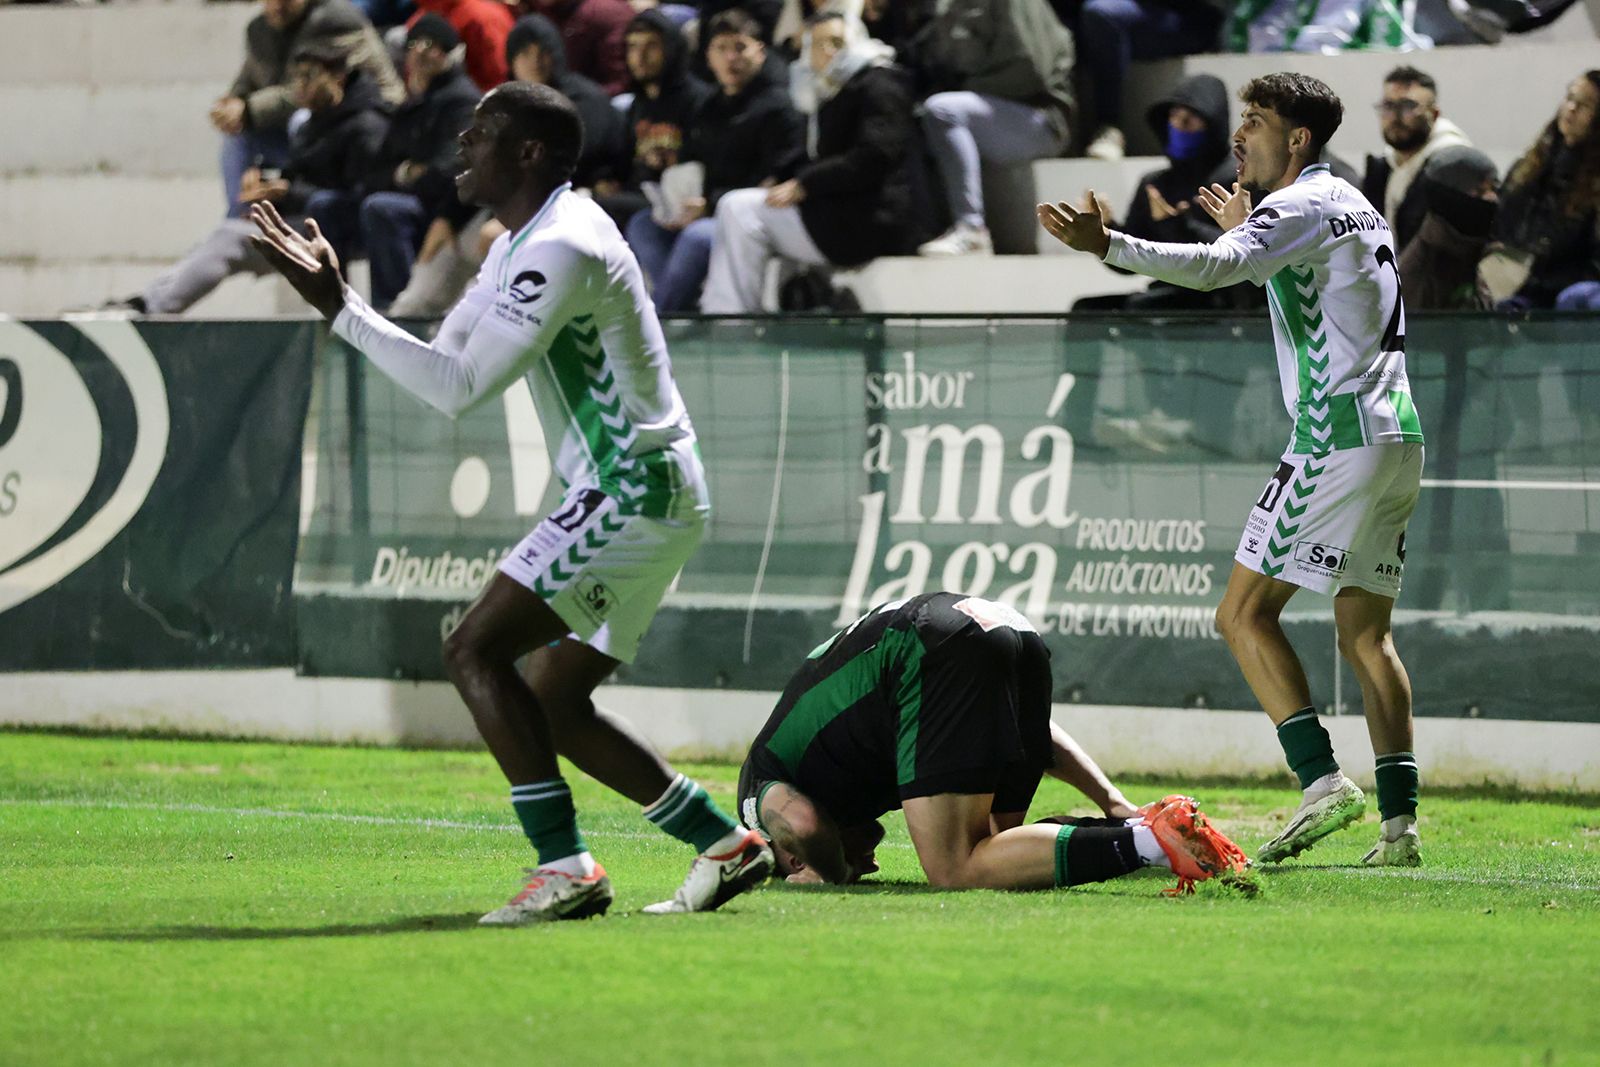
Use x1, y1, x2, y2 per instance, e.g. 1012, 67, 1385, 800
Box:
1362, 816, 1422, 867
478, 865, 613, 925
1257, 774, 1367, 863
642, 829, 774, 914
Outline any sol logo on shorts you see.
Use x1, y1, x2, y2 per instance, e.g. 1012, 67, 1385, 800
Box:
572, 575, 616, 623
1293, 541, 1348, 576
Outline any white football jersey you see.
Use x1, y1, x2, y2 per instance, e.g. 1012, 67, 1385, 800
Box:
1106, 163, 1425, 455
335, 184, 710, 520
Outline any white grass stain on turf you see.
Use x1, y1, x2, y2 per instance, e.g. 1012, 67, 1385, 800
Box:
5, 798, 1598, 893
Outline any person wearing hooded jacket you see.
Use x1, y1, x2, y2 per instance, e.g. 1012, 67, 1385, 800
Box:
593, 10, 713, 229
1074, 74, 1258, 312
625, 8, 804, 312
1397, 146, 1499, 310
700, 10, 915, 312
116, 46, 392, 315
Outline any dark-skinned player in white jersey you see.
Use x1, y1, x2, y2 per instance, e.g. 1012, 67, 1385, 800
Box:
1040, 73, 1425, 867
249, 82, 773, 923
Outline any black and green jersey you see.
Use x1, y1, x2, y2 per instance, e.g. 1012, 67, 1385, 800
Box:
737, 593, 1054, 830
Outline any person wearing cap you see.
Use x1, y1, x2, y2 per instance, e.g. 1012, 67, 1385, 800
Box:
352, 14, 484, 309
404, 0, 516, 90
1398, 146, 1499, 309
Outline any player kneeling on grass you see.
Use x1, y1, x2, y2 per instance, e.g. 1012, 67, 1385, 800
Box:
737, 592, 1251, 896
249, 83, 771, 925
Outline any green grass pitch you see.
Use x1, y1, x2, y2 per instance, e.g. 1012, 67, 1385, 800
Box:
3, 730, 1599, 1067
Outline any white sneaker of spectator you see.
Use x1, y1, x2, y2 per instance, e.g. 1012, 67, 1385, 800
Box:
917, 222, 993, 257
1085, 125, 1125, 161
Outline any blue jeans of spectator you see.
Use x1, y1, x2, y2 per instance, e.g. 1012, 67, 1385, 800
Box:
921, 92, 1065, 230
221, 128, 291, 218
360, 191, 429, 309
625, 210, 716, 312
303, 189, 365, 273
1555, 280, 1600, 310
1078, 0, 1224, 128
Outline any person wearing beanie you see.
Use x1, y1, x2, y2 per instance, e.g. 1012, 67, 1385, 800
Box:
404, 0, 515, 90
1398, 145, 1499, 309
505, 14, 626, 186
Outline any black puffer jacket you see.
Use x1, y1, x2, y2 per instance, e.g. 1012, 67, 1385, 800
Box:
684, 73, 805, 212
280, 69, 392, 214
792, 64, 917, 266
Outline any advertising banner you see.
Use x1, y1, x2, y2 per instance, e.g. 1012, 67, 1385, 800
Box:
295, 314, 1599, 721
0, 319, 314, 669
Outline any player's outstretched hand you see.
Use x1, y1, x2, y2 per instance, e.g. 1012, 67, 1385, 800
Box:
1196, 182, 1252, 231
1037, 193, 1112, 258
248, 201, 347, 321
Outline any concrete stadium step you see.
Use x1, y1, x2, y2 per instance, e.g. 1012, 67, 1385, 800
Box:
1, 174, 228, 260
0, 84, 224, 177
834, 255, 1148, 314
0, 2, 254, 87
1, 258, 291, 319
1120, 39, 1599, 161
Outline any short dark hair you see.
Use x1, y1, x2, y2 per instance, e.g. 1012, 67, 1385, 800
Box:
1240, 73, 1344, 155
1384, 65, 1437, 94
706, 8, 763, 42
481, 82, 584, 182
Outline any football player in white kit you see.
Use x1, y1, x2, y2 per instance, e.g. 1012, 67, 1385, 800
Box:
248, 83, 774, 922
1039, 73, 1424, 868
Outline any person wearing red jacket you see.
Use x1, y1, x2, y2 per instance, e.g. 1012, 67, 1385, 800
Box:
406, 0, 515, 90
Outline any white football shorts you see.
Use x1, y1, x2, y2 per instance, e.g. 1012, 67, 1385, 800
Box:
499, 485, 704, 663
1235, 442, 1423, 598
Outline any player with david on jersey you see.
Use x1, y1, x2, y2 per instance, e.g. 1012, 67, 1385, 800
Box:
1040, 73, 1426, 868
247, 82, 772, 924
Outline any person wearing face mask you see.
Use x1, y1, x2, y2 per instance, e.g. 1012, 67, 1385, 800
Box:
1397, 146, 1499, 310
1074, 73, 1258, 312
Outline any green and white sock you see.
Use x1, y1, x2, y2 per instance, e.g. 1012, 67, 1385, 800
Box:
643, 773, 741, 853
510, 779, 592, 873
1276, 707, 1340, 790
1374, 751, 1419, 821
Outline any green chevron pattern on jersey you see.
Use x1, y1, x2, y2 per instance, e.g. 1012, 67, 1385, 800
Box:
1269, 266, 1400, 453
1260, 455, 1327, 578
530, 501, 630, 600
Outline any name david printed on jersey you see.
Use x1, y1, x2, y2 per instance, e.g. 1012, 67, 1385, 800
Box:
491, 269, 548, 331
1327, 210, 1390, 239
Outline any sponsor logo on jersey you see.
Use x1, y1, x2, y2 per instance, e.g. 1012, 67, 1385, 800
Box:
508, 270, 548, 304
573, 574, 616, 622
1292, 540, 1348, 576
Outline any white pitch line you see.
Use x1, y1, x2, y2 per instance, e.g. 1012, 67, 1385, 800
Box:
4, 798, 1597, 893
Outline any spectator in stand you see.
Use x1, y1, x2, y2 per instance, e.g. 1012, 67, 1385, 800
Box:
1074, 74, 1256, 311
1074, 0, 1226, 161
212, 0, 403, 218
626, 8, 803, 311
1491, 71, 1600, 311
907, 0, 1076, 256
774, 0, 928, 55
506, 14, 627, 185
1398, 146, 1499, 310
383, 13, 626, 316
593, 11, 712, 229
700, 10, 916, 312
350, 14, 482, 309
116, 47, 391, 315
405, 0, 515, 90
692, 0, 784, 78
522, 0, 637, 94
1361, 66, 1471, 256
